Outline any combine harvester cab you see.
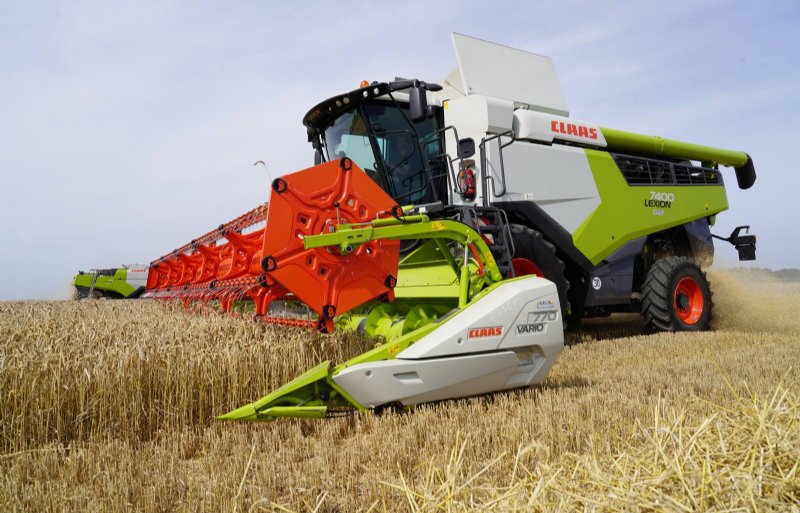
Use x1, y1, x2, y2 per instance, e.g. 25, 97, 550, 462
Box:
142, 34, 758, 422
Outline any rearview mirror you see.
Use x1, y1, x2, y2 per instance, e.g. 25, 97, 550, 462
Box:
458, 138, 475, 159
409, 82, 428, 122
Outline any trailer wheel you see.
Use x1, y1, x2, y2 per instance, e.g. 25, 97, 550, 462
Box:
509, 224, 572, 327
641, 256, 713, 332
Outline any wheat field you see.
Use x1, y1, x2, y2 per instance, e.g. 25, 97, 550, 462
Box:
1, 269, 798, 512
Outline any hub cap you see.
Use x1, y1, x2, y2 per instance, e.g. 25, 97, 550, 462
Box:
674, 277, 704, 325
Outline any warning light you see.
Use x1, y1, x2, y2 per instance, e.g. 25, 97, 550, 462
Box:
360, 80, 370, 88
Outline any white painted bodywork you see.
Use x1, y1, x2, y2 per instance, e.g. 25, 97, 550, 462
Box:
444, 95, 515, 137
441, 97, 600, 234
498, 142, 601, 234
450, 33, 569, 116
124, 265, 149, 288
513, 110, 606, 147
442, 94, 515, 207
333, 276, 563, 407
437, 34, 603, 237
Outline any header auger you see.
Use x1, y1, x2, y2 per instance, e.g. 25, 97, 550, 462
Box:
75, 34, 758, 422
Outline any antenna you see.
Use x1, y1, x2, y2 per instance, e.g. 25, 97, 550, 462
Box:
253, 160, 272, 183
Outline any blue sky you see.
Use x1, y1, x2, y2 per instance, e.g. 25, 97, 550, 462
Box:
1, 0, 798, 300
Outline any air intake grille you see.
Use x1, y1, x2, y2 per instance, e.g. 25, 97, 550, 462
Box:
613, 154, 723, 186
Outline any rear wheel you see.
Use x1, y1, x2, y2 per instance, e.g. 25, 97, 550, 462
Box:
641, 256, 712, 332
509, 224, 571, 326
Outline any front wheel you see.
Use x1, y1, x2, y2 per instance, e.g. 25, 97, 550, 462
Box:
641, 256, 713, 332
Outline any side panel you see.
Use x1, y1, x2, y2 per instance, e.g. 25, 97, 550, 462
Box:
124, 266, 149, 290
81, 272, 134, 297
397, 276, 561, 359
583, 237, 645, 306
497, 142, 601, 234
332, 276, 564, 407
443, 95, 514, 206
573, 149, 728, 265
98, 270, 135, 297
333, 351, 521, 407
72, 267, 148, 298
72, 274, 94, 288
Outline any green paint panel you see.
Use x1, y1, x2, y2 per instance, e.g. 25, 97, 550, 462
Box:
573, 149, 728, 264
72, 274, 95, 288
395, 240, 459, 298
72, 269, 139, 298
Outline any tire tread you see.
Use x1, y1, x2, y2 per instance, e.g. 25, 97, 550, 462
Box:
641, 256, 713, 332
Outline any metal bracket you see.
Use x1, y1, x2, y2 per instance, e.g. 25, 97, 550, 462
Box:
712, 225, 756, 261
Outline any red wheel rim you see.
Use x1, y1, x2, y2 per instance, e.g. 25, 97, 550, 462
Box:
511, 258, 543, 278
674, 277, 704, 325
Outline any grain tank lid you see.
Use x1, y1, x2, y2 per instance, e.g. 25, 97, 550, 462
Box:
448, 33, 569, 117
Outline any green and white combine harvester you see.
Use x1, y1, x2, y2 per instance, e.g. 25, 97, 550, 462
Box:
72, 265, 148, 299
75, 35, 758, 422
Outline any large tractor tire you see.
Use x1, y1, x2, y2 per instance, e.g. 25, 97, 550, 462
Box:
641, 256, 713, 332
509, 224, 572, 327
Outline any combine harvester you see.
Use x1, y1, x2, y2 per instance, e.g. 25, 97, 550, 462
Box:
103, 35, 759, 421
72, 265, 148, 299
